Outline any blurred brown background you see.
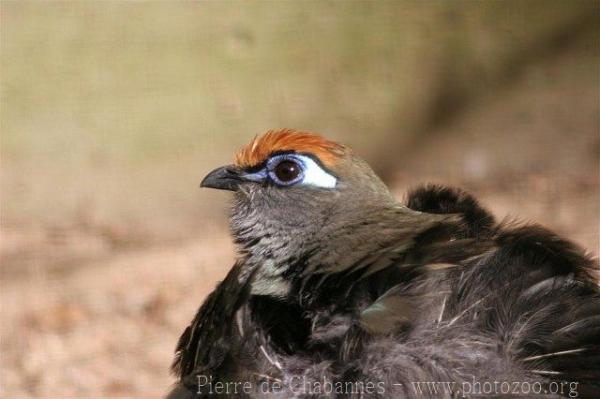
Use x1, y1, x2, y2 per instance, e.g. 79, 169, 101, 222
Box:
1, 1, 598, 398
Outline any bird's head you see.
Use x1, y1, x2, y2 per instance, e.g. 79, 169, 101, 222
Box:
202, 129, 395, 227
201, 129, 400, 296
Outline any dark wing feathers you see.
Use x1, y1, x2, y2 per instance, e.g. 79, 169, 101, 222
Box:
352, 186, 599, 396
171, 261, 249, 378
170, 185, 599, 398
406, 184, 496, 238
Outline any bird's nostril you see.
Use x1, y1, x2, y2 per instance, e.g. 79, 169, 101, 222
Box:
225, 169, 243, 180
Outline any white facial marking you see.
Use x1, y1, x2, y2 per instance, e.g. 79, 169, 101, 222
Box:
296, 155, 337, 188
242, 153, 337, 188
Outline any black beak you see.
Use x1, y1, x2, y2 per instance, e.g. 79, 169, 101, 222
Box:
200, 165, 243, 191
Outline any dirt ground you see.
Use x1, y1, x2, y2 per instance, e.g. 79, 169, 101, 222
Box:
1, 15, 598, 399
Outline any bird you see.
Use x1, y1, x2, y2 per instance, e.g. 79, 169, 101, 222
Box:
168, 129, 599, 398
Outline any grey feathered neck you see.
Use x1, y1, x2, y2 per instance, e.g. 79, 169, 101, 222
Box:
230, 190, 458, 302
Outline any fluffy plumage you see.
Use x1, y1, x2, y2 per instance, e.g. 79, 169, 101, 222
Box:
170, 130, 599, 398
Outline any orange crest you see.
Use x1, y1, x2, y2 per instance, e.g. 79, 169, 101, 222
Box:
234, 129, 347, 168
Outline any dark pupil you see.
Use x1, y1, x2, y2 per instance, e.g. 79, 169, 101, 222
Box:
275, 160, 300, 182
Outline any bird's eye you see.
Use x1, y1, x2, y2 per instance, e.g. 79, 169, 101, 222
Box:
258, 154, 336, 188
274, 160, 301, 183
